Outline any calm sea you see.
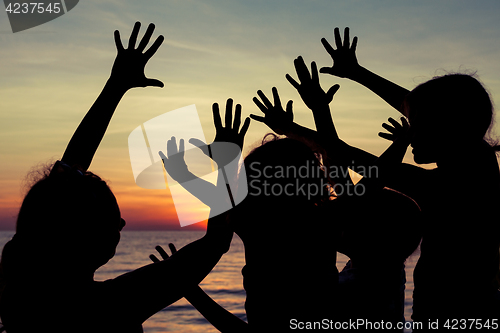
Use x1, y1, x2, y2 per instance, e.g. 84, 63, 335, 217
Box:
0, 231, 419, 332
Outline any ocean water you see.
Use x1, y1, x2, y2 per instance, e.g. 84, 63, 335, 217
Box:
0, 230, 419, 332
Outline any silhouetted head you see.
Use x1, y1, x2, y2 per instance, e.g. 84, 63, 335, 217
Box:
231, 135, 330, 235
404, 73, 494, 164
1, 163, 124, 285
245, 135, 329, 203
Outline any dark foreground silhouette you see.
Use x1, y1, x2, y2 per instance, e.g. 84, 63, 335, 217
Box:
0, 22, 232, 333
155, 54, 422, 331
2, 21, 499, 333
320, 27, 500, 331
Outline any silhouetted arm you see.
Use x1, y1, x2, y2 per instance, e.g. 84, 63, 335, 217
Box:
109, 209, 233, 324
251, 79, 375, 186
355, 117, 411, 190
184, 287, 251, 332
61, 22, 164, 171
320, 27, 410, 115
114, 101, 250, 323
285, 56, 340, 138
249, 85, 377, 172
150, 245, 251, 332
159, 137, 220, 208
353, 117, 430, 204
285, 55, 363, 188
285, 55, 417, 184
161, 99, 250, 210
348, 67, 410, 115
203, 99, 251, 203
336, 118, 429, 199
251, 87, 326, 155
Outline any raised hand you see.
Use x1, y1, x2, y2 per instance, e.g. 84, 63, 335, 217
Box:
212, 99, 251, 150
159, 137, 190, 182
286, 56, 340, 111
61, 22, 164, 171
159, 136, 223, 208
110, 22, 164, 90
150, 244, 177, 262
320, 27, 360, 79
189, 99, 250, 166
251, 87, 293, 135
378, 117, 411, 144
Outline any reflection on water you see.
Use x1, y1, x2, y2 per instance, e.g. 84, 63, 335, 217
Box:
0, 230, 419, 333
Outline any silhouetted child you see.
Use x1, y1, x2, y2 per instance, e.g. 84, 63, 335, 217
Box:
171, 75, 423, 331
161, 129, 339, 332
233, 134, 338, 331
158, 95, 340, 330
248, 56, 424, 331
321, 27, 500, 330
0, 22, 232, 333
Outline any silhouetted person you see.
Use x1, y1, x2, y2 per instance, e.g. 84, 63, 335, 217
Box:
320, 27, 500, 330
173, 78, 422, 332
159, 97, 339, 331
0, 22, 232, 333
233, 134, 339, 331
241, 153, 419, 332
159, 98, 250, 218
153, 51, 423, 330
253, 58, 423, 331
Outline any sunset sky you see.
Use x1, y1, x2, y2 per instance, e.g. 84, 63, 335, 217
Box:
1, 0, 500, 230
